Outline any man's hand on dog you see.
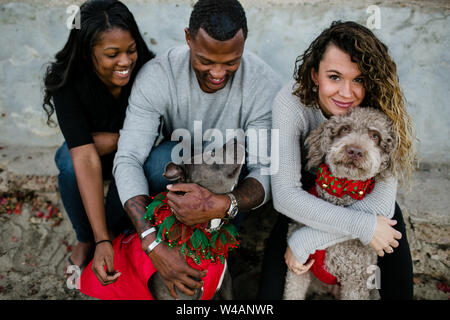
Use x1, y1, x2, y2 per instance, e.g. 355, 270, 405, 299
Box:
142, 234, 206, 299
369, 216, 402, 257
166, 183, 230, 226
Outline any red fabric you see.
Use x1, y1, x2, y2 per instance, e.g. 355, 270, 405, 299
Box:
307, 250, 338, 285
307, 185, 338, 285
79, 232, 226, 300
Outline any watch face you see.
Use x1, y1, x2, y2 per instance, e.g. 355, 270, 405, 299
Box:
207, 218, 223, 232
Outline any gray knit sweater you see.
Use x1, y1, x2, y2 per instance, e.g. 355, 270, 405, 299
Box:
272, 81, 397, 264
113, 45, 282, 206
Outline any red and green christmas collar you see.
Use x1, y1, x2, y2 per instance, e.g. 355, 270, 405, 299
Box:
316, 164, 375, 200
144, 192, 239, 265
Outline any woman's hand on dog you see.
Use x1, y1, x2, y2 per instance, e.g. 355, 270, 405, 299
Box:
285, 246, 315, 275
166, 183, 230, 226
143, 233, 206, 299
369, 216, 402, 257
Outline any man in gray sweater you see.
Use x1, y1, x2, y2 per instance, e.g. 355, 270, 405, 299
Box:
113, 0, 282, 298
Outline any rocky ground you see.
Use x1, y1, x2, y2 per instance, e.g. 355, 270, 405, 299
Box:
0, 145, 448, 300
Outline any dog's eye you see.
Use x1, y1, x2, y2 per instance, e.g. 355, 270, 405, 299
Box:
339, 125, 351, 135
369, 130, 381, 144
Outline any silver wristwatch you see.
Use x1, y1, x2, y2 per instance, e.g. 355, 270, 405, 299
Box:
226, 192, 239, 219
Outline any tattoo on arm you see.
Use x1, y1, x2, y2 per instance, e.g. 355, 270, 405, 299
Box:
124, 195, 153, 234
232, 177, 265, 211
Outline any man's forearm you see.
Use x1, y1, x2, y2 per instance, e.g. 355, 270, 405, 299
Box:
231, 177, 265, 211
124, 195, 153, 235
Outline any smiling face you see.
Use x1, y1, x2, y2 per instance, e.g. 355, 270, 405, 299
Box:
185, 27, 245, 93
311, 44, 366, 117
91, 28, 137, 97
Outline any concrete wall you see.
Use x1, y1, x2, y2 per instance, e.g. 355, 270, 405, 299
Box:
0, 0, 449, 164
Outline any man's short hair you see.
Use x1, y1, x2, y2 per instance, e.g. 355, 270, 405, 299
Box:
188, 0, 248, 41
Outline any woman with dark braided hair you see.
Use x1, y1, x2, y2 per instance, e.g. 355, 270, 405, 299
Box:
42, 0, 154, 284
258, 21, 416, 299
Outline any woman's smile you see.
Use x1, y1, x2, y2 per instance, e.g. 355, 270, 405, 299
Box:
332, 98, 354, 109
113, 68, 131, 79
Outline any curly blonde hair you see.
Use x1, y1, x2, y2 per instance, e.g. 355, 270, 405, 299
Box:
293, 21, 416, 182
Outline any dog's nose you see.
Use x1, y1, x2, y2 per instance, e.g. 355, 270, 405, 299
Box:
346, 146, 363, 159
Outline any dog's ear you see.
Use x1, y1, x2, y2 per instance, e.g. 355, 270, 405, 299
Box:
379, 126, 399, 176
305, 124, 325, 170
163, 162, 186, 182
305, 117, 338, 170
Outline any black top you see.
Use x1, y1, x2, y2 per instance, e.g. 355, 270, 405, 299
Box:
53, 71, 132, 150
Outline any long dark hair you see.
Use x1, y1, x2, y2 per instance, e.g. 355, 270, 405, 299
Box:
42, 0, 154, 126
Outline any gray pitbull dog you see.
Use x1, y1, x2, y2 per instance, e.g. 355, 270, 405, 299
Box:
148, 139, 245, 300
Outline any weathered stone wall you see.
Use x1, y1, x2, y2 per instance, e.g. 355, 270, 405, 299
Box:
397, 164, 450, 299
0, 0, 449, 164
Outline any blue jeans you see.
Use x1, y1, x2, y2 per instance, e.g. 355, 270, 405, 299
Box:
55, 142, 127, 242
55, 141, 247, 242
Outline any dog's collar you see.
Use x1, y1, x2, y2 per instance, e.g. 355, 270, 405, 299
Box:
144, 192, 239, 265
316, 164, 375, 200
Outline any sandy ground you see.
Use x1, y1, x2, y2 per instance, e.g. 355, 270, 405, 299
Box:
0, 191, 90, 299
0, 187, 281, 300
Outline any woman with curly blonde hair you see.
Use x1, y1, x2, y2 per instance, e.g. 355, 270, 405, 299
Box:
258, 21, 415, 299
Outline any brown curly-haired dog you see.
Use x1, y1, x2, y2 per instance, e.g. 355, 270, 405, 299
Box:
284, 107, 397, 300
